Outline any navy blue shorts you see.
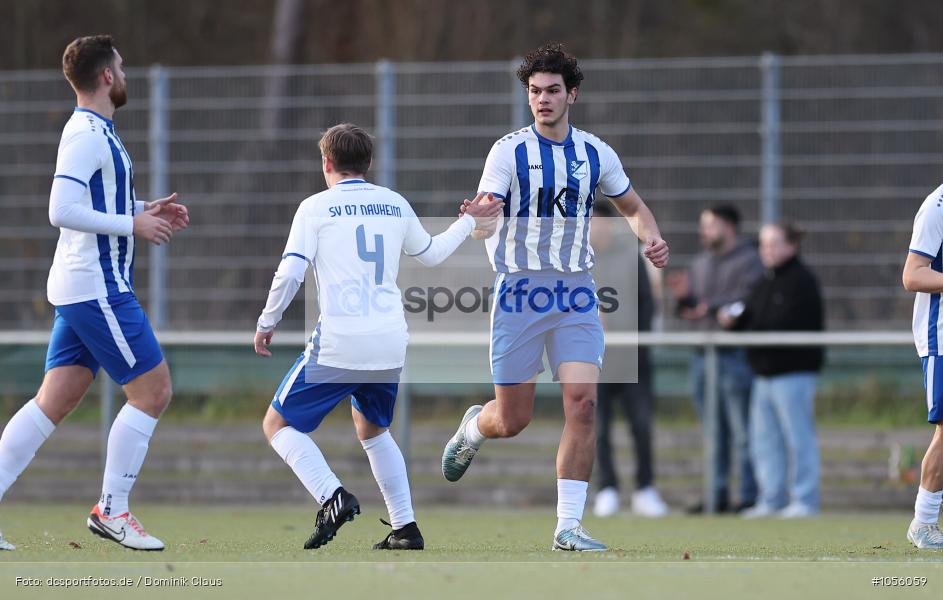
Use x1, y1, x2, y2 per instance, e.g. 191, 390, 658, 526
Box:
271, 334, 400, 433
45, 293, 164, 385
490, 270, 604, 385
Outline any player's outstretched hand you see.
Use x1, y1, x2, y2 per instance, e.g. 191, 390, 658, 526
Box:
254, 331, 273, 357
643, 237, 669, 268
464, 192, 504, 240
133, 205, 173, 245
145, 192, 189, 232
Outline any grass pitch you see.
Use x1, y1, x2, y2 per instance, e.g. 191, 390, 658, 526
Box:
0, 504, 941, 599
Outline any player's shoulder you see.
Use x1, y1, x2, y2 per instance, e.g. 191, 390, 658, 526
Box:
573, 127, 616, 154
916, 183, 943, 218
490, 127, 532, 152
921, 183, 943, 206
63, 110, 107, 137
295, 189, 334, 214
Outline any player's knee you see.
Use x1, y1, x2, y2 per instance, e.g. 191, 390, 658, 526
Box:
34, 389, 82, 424
262, 409, 285, 443
150, 378, 173, 414
565, 391, 597, 426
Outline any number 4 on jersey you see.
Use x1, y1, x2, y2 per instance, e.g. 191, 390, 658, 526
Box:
356, 224, 384, 285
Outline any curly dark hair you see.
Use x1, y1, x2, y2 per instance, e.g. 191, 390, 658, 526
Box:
516, 43, 584, 91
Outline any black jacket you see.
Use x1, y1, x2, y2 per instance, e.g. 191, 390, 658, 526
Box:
737, 256, 824, 376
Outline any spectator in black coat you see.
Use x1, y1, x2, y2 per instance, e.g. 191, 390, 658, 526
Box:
720, 222, 824, 519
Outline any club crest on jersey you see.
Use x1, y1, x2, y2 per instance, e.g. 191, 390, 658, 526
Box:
569, 160, 588, 180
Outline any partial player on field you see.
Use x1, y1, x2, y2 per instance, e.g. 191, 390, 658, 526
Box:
253, 123, 503, 550
903, 182, 943, 549
0, 35, 189, 552
441, 43, 669, 552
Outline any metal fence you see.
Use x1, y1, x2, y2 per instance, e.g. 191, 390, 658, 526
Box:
2, 53, 941, 331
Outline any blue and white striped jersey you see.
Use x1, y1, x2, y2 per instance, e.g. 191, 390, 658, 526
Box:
909, 182, 943, 357
477, 125, 631, 273
48, 108, 137, 305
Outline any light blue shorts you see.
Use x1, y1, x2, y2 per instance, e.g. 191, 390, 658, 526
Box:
490, 270, 604, 385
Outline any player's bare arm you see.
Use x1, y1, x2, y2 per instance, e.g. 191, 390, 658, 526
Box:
903, 252, 943, 293
608, 187, 669, 268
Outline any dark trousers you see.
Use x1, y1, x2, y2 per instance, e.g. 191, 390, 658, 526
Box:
595, 347, 655, 491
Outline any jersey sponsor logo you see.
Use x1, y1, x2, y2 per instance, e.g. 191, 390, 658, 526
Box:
529, 164, 543, 170
536, 187, 589, 217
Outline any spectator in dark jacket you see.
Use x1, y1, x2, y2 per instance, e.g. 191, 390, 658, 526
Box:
667, 205, 764, 513
720, 222, 824, 519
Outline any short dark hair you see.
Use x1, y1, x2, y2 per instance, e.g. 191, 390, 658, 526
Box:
517, 43, 584, 91
772, 221, 804, 246
319, 123, 372, 176
62, 35, 116, 93
705, 204, 741, 228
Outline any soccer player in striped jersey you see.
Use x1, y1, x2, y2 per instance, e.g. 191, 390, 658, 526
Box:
903, 182, 943, 549
441, 43, 669, 552
253, 123, 502, 550
0, 36, 188, 552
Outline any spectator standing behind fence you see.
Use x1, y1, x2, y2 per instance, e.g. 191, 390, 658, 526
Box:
667, 205, 763, 513
590, 204, 669, 518
719, 223, 824, 519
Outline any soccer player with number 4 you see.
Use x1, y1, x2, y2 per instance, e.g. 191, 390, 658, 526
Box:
254, 123, 503, 550
442, 43, 669, 552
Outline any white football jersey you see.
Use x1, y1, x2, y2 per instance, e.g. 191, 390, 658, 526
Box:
477, 125, 631, 273
48, 108, 137, 305
282, 179, 443, 370
909, 182, 943, 357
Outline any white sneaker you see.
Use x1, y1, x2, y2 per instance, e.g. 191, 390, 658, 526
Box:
87, 505, 165, 551
740, 503, 778, 519
552, 525, 608, 552
908, 518, 943, 549
631, 487, 669, 518
0, 531, 14, 551
778, 503, 818, 519
593, 487, 620, 518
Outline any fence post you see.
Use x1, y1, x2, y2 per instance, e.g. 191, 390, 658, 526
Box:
759, 52, 782, 225
375, 60, 396, 190
510, 57, 527, 129
148, 65, 170, 328
375, 59, 408, 460
703, 343, 719, 514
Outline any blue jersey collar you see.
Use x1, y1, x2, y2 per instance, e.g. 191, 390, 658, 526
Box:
74, 107, 113, 126
337, 178, 366, 185
531, 124, 573, 147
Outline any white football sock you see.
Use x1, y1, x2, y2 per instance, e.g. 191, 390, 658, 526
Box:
555, 479, 588, 534
270, 426, 341, 505
99, 404, 158, 517
915, 486, 943, 525
0, 399, 55, 502
464, 414, 485, 447
361, 430, 415, 529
